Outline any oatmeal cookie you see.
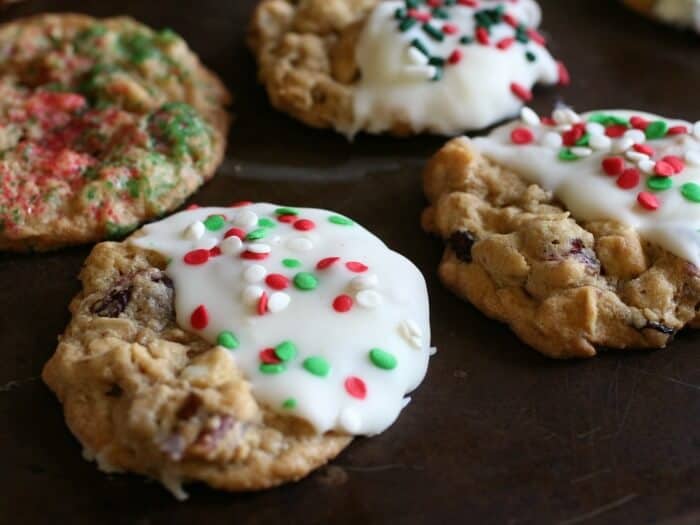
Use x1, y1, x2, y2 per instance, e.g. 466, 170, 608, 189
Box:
43, 203, 432, 496
622, 0, 700, 32
248, 0, 568, 137
423, 108, 700, 358
0, 14, 230, 251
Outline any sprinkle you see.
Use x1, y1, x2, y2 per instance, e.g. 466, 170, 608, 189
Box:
209, 246, 222, 258
654, 160, 675, 177
668, 125, 689, 136
422, 23, 445, 41
623, 129, 646, 144
638, 158, 656, 175
475, 27, 490, 45
328, 215, 354, 226
685, 151, 700, 166
287, 237, 314, 251
527, 28, 546, 45
190, 305, 208, 330
520, 107, 540, 126
224, 227, 246, 240
241, 251, 269, 261
333, 295, 354, 313
293, 272, 319, 290
265, 273, 289, 290
570, 147, 592, 157
186, 204, 200, 210
267, 292, 291, 313
258, 217, 276, 229
502, 12, 518, 26
351, 274, 379, 290
242, 285, 264, 305
558, 148, 579, 161
275, 341, 297, 362
510, 127, 534, 145
344, 377, 367, 400
408, 46, 429, 65
303, 356, 330, 377
645, 120, 668, 139
681, 182, 700, 202
230, 201, 252, 208
443, 23, 458, 35
605, 125, 628, 138
244, 264, 267, 283
589, 134, 612, 151
357, 290, 383, 309
220, 236, 243, 255
626, 151, 649, 163
637, 191, 660, 211
277, 214, 297, 224
260, 348, 282, 364
398, 17, 417, 32
217, 331, 239, 350
630, 116, 649, 130
346, 261, 369, 273
617, 168, 640, 189
541, 132, 563, 149
246, 228, 268, 241
632, 143, 655, 157
496, 37, 515, 50
294, 219, 316, 231
647, 176, 672, 192
447, 49, 462, 64
562, 124, 585, 146
184, 249, 210, 265
183, 221, 205, 240
459, 35, 473, 45
602, 157, 625, 176
557, 61, 570, 86
282, 258, 302, 268
586, 122, 606, 136
399, 320, 423, 349
369, 348, 398, 370
612, 137, 635, 154
694, 121, 700, 139
234, 210, 258, 229
661, 155, 685, 174
282, 398, 297, 410
259, 363, 286, 375
257, 292, 268, 315
248, 243, 271, 254
204, 215, 225, 231
316, 257, 340, 270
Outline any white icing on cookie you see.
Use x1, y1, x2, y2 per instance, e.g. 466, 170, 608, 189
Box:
130, 204, 432, 436
472, 108, 700, 266
346, 0, 565, 137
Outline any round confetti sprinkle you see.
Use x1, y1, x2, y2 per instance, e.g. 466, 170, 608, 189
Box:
224, 227, 246, 240
681, 183, 700, 203
369, 348, 397, 370
184, 221, 205, 240
217, 331, 239, 350
275, 207, 298, 216
448, 49, 462, 64
257, 292, 268, 315
266, 274, 290, 290
344, 377, 367, 400
278, 214, 297, 224
667, 125, 689, 135
510, 127, 534, 145
258, 217, 276, 228
630, 116, 649, 130
333, 295, 354, 313
303, 356, 330, 377
602, 157, 625, 176
357, 290, 383, 309
317, 257, 340, 270
190, 305, 208, 330
244, 264, 267, 283
282, 258, 302, 268
260, 348, 281, 364
267, 292, 291, 313
294, 272, 319, 290
241, 251, 269, 261
329, 215, 354, 226
184, 249, 210, 265
230, 201, 252, 208
246, 228, 268, 241
632, 144, 655, 157
346, 261, 368, 273
557, 61, 570, 86
605, 125, 627, 138
260, 363, 286, 375
647, 176, 672, 192
186, 204, 200, 210
204, 215, 225, 231
294, 219, 316, 231
637, 191, 660, 211
645, 120, 668, 139
617, 168, 640, 189
661, 155, 685, 174
558, 149, 579, 161
282, 398, 297, 410
654, 161, 675, 177
275, 341, 298, 362
220, 236, 243, 255
209, 247, 222, 257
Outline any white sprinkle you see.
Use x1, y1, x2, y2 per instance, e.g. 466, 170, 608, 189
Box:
429, 347, 438, 356
220, 236, 243, 255
623, 128, 646, 144
183, 221, 205, 240
571, 147, 592, 157
403, 64, 437, 81
612, 137, 635, 153
399, 320, 422, 349
626, 151, 649, 163
339, 408, 362, 434
638, 158, 656, 174
520, 107, 540, 126
234, 210, 258, 229
287, 237, 313, 252
195, 237, 218, 251
247, 243, 271, 254
589, 134, 612, 151
267, 292, 291, 313
685, 150, 700, 166
555, 124, 572, 133
242, 285, 264, 305
541, 131, 563, 149
244, 264, 267, 283
693, 121, 700, 140
356, 290, 383, 309
585, 122, 605, 136
553, 108, 580, 125
351, 274, 379, 290
407, 46, 428, 65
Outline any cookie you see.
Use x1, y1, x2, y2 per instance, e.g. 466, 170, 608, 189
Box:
43, 203, 432, 497
248, 0, 568, 137
423, 107, 700, 358
0, 14, 230, 251
623, 0, 700, 32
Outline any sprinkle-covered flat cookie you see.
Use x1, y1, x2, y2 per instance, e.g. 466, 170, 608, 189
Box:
423, 107, 700, 358
43, 203, 432, 497
249, 0, 568, 137
623, 0, 700, 32
0, 14, 230, 251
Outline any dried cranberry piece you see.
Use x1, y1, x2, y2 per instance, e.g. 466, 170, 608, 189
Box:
449, 230, 476, 263
195, 415, 236, 450
176, 393, 203, 420
91, 286, 133, 318
645, 322, 675, 335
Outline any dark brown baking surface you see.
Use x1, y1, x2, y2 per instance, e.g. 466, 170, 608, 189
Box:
1, 1, 699, 523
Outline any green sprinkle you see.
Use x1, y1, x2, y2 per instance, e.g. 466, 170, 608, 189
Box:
422, 23, 444, 42
275, 207, 298, 216
575, 133, 590, 147
294, 272, 319, 291
329, 215, 354, 226
394, 7, 407, 19
258, 217, 276, 228
406, 0, 421, 8
647, 176, 673, 192
525, 50, 536, 62
429, 56, 445, 67
459, 35, 473, 45
369, 348, 398, 370
275, 341, 298, 362
432, 7, 449, 19
282, 398, 297, 410
432, 67, 444, 82
588, 113, 611, 124
260, 363, 286, 375
217, 331, 239, 350
411, 38, 430, 56
399, 17, 417, 32
303, 356, 331, 377
204, 215, 225, 231
246, 228, 268, 241
282, 258, 302, 268
646, 120, 668, 140
558, 148, 579, 161
681, 182, 700, 203
588, 113, 629, 127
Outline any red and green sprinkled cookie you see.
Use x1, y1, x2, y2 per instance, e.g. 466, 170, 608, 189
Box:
0, 14, 230, 251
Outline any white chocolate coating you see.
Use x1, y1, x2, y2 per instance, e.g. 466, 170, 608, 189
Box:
131, 204, 432, 436
345, 0, 561, 136
473, 109, 700, 266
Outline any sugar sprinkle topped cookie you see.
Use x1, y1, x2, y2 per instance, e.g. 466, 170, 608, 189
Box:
43, 203, 432, 496
249, 0, 568, 137
623, 0, 700, 32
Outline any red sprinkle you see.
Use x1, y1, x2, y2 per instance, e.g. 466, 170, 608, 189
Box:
617, 168, 640, 189
294, 219, 316, 231
265, 274, 289, 290
503, 12, 518, 27
277, 214, 297, 224
184, 249, 210, 265
476, 27, 490, 45
448, 49, 462, 65
190, 305, 209, 330
511, 127, 534, 145
602, 157, 625, 176
317, 257, 340, 270
224, 227, 246, 240
605, 125, 628, 138
668, 125, 689, 135
230, 201, 252, 208
496, 37, 515, 50
654, 160, 675, 177
185, 204, 200, 210
427, 0, 443, 6
346, 261, 368, 273
333, 295, 354, 313
241, 251, 269, 260
259, 348, 281, 364
527, 28, 546, 45
257, 292, 268, 316
637, 192, 659, 211
632, 144, 655, 157
557, 61, 570, 86
662, 155, 685, 174
561, 122, 586, 147
344, 377, 367, 400
630, 116, 649, 130
443, 23, 458, 35
541, 116, 556, 126
510, 82, 532, 102
209, 246, 222, 257
407, 8, 431, 22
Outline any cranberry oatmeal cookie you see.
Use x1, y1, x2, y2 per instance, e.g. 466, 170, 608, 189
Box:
0, 14, 230, 251
423, 108, 700, 358
43, 203, 432, 497
622, 0, 700, 32
248, 0, 569, 137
